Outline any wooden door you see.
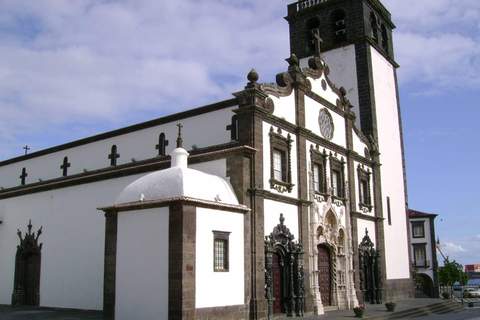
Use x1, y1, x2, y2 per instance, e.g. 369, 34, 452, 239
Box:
273, 253, 282, 314
24, 253, 40, 305
317, 245, 331, 306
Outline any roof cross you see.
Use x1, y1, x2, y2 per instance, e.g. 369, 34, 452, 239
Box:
23, 145, 30, 155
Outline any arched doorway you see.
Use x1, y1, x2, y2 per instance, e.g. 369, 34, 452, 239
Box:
317, 244, 331, 306
419, 274, 434, 297
12, 220, 43, 306
265, 214, 305, 318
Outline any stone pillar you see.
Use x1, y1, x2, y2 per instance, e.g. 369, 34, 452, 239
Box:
103, 210, 118, 320
169, 204, 196, 320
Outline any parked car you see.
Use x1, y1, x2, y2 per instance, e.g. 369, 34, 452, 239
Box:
462, 288, 480, 298
454, 285, 462, 291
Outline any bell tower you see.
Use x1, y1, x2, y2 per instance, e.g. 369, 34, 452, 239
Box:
286, 0, 413, 302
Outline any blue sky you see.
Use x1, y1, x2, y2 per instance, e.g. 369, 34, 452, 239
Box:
0, 0, 479, 267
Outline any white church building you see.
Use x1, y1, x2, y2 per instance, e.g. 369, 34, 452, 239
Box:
0, 0, 413, 319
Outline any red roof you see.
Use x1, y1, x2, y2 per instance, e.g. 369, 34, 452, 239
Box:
408, 209, 438, 218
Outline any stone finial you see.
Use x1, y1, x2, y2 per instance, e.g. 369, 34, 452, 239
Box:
247, 69, 259, 83
176, 123, 183, 148
285, 54, 299, 67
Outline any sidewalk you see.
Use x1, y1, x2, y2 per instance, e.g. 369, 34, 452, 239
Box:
0, 298, 477, 320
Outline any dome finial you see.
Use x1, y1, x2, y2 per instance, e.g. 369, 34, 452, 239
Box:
176, 123, 183, 148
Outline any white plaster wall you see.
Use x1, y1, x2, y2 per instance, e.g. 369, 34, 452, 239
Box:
0, 107, 237, 189
371, 48, 410, 279
0, 176, 141, 309
352, 130, 369, 157
190, 159, 227, 180
196, 207, 244, 308
264, 200, 298, 238
269, 94, 296, 124
116, 207, 169, 320
315, 46, 360, 127
307, 74, 343, 108
356, 220, 376, 246
304, 97, 346, 148
262, 123, 298, 198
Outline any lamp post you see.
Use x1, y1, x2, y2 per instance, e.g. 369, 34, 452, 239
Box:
458, 265, 464, 306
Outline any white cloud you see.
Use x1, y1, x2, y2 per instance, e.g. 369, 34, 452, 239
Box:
444, 242, 466, 253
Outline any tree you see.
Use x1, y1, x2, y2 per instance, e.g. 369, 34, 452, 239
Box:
439, 258, 465, 292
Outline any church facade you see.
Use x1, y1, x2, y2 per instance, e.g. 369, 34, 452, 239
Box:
0, 0, 413, 319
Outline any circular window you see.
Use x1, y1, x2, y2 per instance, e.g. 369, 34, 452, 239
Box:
318, 108, 334, 140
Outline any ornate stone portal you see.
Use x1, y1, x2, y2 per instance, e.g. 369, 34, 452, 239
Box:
358, 229, 382, 304
265, 214, 305, 318
12, 220, 43, 306
309, 188, 358, 314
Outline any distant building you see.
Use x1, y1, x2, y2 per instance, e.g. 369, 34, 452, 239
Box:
409, 209, 439, 298
466, 265, 480, 279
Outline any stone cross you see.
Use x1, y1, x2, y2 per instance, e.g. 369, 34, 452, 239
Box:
61, 156, 71, 177
108, 145, 120, 166
312, 28, 323, 57
23, 145, 30, 155
20, 167, 28, 185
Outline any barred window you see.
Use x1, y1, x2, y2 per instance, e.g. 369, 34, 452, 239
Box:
213, 231, 230, 272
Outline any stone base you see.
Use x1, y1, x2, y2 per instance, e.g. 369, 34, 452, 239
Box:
385, 278, 414, 301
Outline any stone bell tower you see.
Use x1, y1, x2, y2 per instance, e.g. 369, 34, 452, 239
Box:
285, 0, 413, 302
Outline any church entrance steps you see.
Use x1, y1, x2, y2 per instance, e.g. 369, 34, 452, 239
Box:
324, 305, 339, 312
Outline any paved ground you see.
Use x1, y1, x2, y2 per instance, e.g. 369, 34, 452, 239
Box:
1, 299, 480, 320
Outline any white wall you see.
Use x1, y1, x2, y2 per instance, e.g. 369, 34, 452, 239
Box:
304, 96, 346, 149
0, 176, 140, 309
371, 48, 410, 279
0, 106, 237, 189
264, 199, 298, 238
195, 207, 244, 308
270, 94, 296, 124
317, 45, 360, 127
115, 207, 169, 320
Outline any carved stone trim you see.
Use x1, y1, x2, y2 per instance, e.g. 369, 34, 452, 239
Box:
12, 220, 43, 306
265, 214, 305, 318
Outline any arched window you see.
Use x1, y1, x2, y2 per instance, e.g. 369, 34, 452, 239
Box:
306, 18, 320, 52
381, 24, 389, 52
331, 9, 346, 43
370, 12, 378, 44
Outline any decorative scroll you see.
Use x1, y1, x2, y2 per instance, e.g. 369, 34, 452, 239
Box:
265, 214, 305, 318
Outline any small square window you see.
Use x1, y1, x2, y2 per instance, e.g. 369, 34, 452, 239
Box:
411, 221, 425, 238
330, 157, 345, 199
213, 231, 230, 272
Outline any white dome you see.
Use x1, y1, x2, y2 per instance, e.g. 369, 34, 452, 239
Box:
115, 148, 239, 205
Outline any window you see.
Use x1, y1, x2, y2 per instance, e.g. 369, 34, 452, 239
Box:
370, 12, 378, 44
413, 244, 428, 268
381, 24, 389, 53
331, 9, 346, 43
213, 231, 230, 272
332, 170, 341, 197
387, 196, 392, 225
310, 146, 327, 195
269, 127, 294, 193
357, 166, 372, 211
412, 221, 425, 238
330, 157, 345, 198
273, 150, 284, 181
306, 18, 320, 52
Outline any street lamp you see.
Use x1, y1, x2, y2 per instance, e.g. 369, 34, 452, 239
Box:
458, 264, 464, 306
